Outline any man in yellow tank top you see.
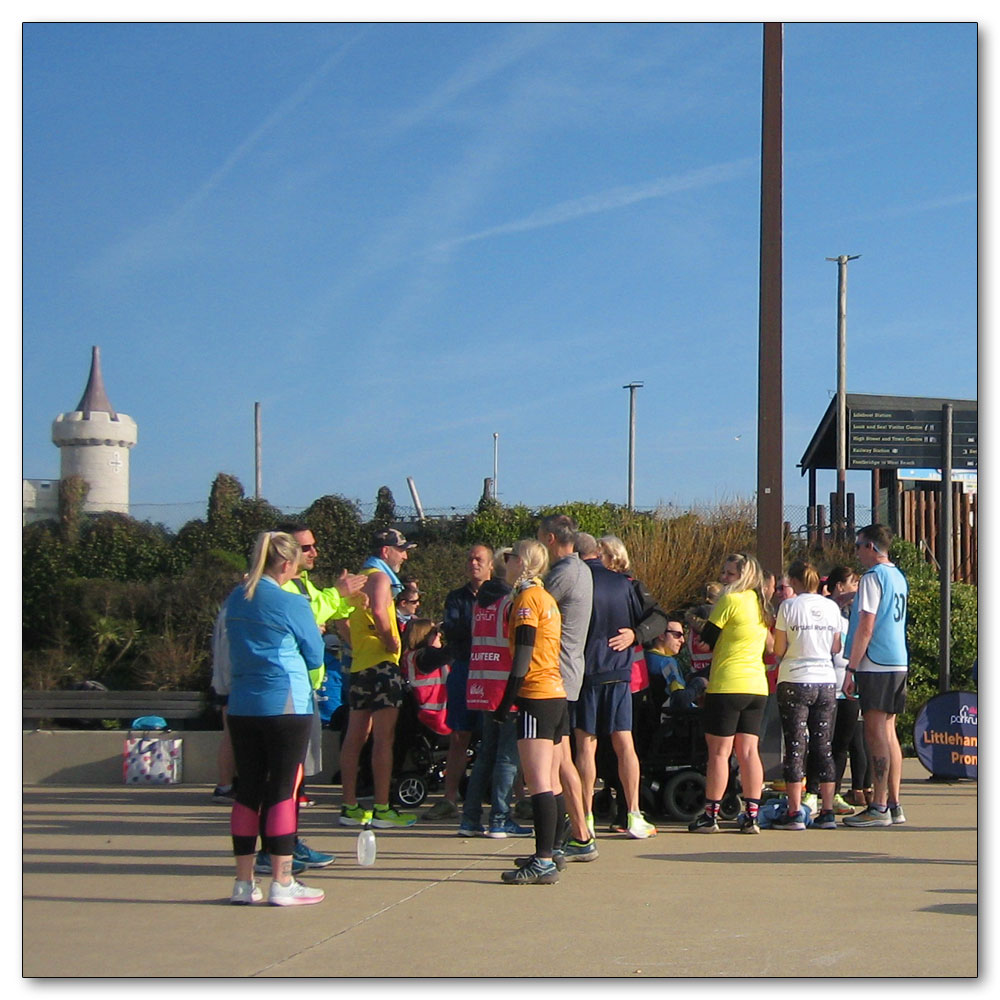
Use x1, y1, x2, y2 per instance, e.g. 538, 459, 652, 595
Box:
338, 529, 418, 829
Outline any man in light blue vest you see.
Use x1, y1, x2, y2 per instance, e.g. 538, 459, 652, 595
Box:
842, 524, 909, 828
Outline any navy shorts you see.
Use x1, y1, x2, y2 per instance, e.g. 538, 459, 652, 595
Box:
573, 680, 633, 736
446, 659, 476, 732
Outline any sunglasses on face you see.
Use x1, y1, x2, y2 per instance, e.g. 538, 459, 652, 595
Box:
300, 544, 318, 552
665, 629, 684, 639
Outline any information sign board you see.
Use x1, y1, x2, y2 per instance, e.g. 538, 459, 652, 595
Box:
848, 408, 977, 469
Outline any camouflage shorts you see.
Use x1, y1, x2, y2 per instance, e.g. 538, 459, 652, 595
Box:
348, 661, 404, 712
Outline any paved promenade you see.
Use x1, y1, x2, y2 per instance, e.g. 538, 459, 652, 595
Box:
22, 759, 977, 979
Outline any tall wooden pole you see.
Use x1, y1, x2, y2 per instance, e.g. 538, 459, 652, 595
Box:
757, 22, 783, 576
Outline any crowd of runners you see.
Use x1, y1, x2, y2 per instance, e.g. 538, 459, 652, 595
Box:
214, 514, 910, 904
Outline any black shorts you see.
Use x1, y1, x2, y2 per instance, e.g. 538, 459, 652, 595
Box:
515, 697, 569, 744
856, 671, 907, 716
348, 661, 404, 712
703, 692, 768, 738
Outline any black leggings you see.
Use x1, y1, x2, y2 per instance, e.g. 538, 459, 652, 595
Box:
228, 714, 311, 857
777, 683, 837, 785
806, 698, 868, 794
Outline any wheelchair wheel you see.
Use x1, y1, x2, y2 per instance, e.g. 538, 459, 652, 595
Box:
661, 770, 706, 822
719, 791, 743, 821
394, 774, 428, 809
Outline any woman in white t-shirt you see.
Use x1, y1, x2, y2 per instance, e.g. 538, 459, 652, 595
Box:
771, 559, 843, 830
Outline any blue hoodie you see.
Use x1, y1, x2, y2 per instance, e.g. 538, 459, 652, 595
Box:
582, 558, 642, 686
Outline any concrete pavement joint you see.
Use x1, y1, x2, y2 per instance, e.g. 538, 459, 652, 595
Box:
250, 845, 513, 976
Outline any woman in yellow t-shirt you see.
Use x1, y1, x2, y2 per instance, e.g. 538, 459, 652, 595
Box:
688, 552, 773, 834
492, 539, 565, 885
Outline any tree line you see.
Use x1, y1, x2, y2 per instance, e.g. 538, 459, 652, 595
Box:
23, 473, 976, 740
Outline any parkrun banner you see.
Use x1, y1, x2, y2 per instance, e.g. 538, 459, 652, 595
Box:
914, 691, 978, 779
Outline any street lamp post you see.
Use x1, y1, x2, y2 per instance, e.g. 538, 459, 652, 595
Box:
623, 382, 643, 510
826, 253, 861, 542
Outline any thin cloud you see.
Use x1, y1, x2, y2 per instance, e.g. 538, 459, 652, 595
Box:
877, 192, 976, 218
83, 34, 365, 282
436, 157, 757, 251
179, 33, 366, 216
379, 24, 561, 139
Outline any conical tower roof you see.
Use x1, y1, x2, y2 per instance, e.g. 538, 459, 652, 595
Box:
74, 345, 118, 420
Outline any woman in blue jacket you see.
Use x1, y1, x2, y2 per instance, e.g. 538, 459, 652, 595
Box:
225, 531, 326, 907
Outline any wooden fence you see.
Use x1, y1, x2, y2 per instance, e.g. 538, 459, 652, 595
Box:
898, 485, 977, 585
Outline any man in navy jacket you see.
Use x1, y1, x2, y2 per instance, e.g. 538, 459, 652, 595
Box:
574, 533, 656, 839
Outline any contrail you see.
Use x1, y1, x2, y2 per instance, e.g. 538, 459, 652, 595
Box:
437, 156, 756, 250
179, 33, 366, 216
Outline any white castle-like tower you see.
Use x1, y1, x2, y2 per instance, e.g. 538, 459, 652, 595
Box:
51, 346, 137, 515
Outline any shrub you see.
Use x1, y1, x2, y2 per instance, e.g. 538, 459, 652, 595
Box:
302, 493, 367, 578
620, 502, 757, 612
900, 579, 978, 741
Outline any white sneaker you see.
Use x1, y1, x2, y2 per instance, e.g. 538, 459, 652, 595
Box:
230, 879, 263, 905
626, 811, 657, 839
268, 879, 325, 906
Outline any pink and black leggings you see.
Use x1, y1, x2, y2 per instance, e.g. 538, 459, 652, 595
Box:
227, 714, 311, 857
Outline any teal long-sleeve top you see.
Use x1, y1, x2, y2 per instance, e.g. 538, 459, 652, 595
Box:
226, 576, 325, 716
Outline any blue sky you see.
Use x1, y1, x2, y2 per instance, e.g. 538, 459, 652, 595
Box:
20, 20, 979, 531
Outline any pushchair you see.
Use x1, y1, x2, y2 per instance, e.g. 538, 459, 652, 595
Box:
388, 682, 479, 810
388, 691, 450, 809
639, 705, 743, 823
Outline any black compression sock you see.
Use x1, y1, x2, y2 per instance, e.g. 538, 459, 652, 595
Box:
531, 791, 558, 858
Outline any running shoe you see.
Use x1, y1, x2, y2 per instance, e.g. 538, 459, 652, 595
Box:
230, 878, 263, 905
487, 817, 533, 838
813, 810, 838, 830
771, 809, 806, 831
372, 805, 417, 828
736, 812, 761, 834
626, 811, 657, 839
802, 793, 819, 815
456, 819, 487, 837
293, 839, 336, 868
339, 803, 367, 827
423, 799, 459, 820
501, 856, 559, 885
832, 793, 855, 815
516, 851, 567, 871
562, 837, 599, 861
585, 811, 596, 839
843, 805, 893, 828
889, 804, 907, 825
268, 879, 325, 906
254, 851, 306, 876
688, 812, 720, 834
297, 793, 316, 807
212, 784, 236, 803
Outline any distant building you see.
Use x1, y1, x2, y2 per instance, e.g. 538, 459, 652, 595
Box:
22, 479, 59, 526
24, 346, 138, 524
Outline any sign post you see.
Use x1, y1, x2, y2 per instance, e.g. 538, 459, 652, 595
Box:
939, 404, 953, 692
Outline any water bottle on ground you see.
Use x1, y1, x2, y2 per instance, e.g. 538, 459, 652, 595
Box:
357, 811, 376, 866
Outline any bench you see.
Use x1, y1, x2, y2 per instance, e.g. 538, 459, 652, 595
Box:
22, 690, 209, 727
